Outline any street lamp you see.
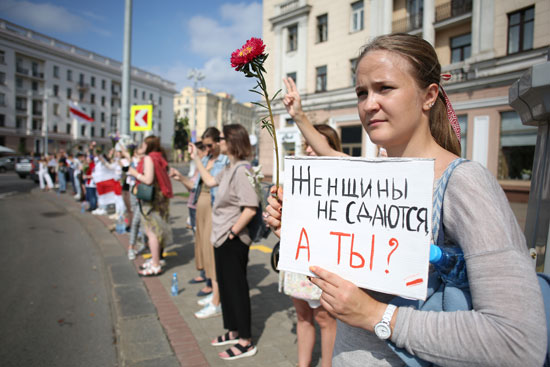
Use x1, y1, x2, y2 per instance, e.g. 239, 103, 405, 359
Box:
187, 68, 205, 142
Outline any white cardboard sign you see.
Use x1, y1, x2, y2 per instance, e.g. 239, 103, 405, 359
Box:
278, 156, 435, 300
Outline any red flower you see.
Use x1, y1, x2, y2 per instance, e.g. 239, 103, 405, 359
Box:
230, 37, 265, 70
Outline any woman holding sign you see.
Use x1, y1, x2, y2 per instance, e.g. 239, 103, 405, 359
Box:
267, 33, 545, 366
190, 124, 259, 360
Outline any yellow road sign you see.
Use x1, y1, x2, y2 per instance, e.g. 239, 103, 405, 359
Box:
130, 105, 153, 131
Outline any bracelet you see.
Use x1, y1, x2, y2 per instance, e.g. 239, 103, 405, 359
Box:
230, 229, 238, 237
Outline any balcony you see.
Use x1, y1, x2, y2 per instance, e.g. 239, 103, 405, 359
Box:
436, 0, 472, 23
32, 108, 43, 116
16, 66, 29, 75
78, 81, 89, 91
31, 71, 44, 79
392, 11, 423, 33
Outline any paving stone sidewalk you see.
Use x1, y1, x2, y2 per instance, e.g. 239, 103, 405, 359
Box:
47, 179, 327, 367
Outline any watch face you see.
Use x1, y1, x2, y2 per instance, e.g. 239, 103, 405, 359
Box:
374, 322, 391, 340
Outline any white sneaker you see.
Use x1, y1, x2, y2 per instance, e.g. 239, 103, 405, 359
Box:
92, 208, 107, 215
197, 293, 214, 306
127, 249, 136, 260
194, 303, 221, 319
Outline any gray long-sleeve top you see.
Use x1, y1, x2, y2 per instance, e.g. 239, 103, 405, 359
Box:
334, 161, 547, 367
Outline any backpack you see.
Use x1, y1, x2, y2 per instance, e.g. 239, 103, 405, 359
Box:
388, 158, 550, 366
231, 163, 271, 243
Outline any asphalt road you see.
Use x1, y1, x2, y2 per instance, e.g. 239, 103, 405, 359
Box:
0, 186, 117, 366
0, 171, 37, 196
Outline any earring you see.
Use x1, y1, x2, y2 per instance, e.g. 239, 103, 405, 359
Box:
428, 102, 435, 108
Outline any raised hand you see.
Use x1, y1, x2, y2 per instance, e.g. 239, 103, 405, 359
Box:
188, 143, 197, 160
282, 77, 304, 120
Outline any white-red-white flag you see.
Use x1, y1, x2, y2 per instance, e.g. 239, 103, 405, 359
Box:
69, 101, 94, 123
92, 160, 125, 214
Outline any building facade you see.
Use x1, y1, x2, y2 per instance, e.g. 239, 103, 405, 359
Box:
0, 19, 176, 154
260, 0, 549, 201
174, 86, 256, 141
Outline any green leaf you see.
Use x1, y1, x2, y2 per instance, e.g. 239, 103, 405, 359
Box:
251, 101, 267, 109
271, 88, 282, 101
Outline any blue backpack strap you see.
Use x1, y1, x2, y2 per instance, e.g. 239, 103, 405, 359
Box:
537, 273, 550, 367
387, 158, 468, 366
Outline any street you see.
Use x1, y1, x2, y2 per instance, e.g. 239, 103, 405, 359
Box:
0, 183, 117, 366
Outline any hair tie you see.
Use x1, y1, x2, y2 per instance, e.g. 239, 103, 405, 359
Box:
439, 74, 461, 144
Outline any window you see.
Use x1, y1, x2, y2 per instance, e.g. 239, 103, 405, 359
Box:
32, 62, 38, 77
67, 69, 72, 81
79, 91, 84, 101
16, 117, 25, 129
101, 96, 105, 106
134, 89, 137, 98
16, 77, 23, 88
351, 1, 364, 32
16, 97, 26, 111
142, 91, 146, 100
287, 72, 297, 83
350, 58, 358, 87
0, 72, 5, 85
81, 125, 86, 136
315, 66, 327, 92
317, 14, 328, 43
91, 110, 95, 120
451, 33, 471, 63
91, 76, 95, 87
101, 112, 105, 122
341, 125, 362, 156
285, 117, 295, 127
159, 96, 162, 105
53, 84, 59, 97
53, 65, 59, 78
458, 115, 467, 158
0, 93, 5, 106
79, 73, 84, 83
101, 128, 105, 138
101, 79, 106, 90
91, 126, 95, 137
53, 103, 59, 116
287, 24, 298, 52
0, 50, 4, 64
150, 93, 153, 101
32, 119, 41, 131
66, 106, 70, 118
32, 81, 38, 91
507, 6, 534, 54
91, 94, 95, 104
0, 114, 4, 127
498, 110, 537, 180
66, 123, 71, 134
53, 124, 57, 133
67, 88, 72, 99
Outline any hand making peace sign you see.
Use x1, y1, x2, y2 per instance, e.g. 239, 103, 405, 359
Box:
282, 77, 305, 120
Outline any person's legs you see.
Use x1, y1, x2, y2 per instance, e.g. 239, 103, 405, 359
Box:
293, 298, 315, 367
58, 170, 66, 192
313, 306, 336, 367
73, 172, 81, 198
39, 171, 45, 190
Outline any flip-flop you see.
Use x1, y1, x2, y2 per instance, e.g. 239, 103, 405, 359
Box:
138, 265, 163, 277
211, 332, 239, 346
188, 276, 207, 284
197, 289, 212, 297
220, 343, 257, 360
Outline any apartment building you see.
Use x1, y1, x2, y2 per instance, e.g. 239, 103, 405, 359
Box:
260, 0, 549, 201
0, 19, 176, 154
174, 86, 256, 141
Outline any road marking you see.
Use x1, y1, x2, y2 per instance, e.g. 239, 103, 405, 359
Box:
250, 244, 272, 253
142, 251, 178, 259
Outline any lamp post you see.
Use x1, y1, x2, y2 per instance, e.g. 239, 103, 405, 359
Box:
187, 68, 205, 142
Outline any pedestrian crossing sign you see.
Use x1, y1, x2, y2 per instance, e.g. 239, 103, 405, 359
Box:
130, 105, 153, 131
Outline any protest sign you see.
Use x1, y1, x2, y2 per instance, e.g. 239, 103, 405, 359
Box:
278, 156, 434, 300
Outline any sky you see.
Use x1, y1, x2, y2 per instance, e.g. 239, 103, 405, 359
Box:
0, 0, 263, 103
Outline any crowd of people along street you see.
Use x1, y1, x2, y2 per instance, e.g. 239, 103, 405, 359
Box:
26, 33, 547, 366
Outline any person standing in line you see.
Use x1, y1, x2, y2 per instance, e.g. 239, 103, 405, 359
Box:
48, 154, 57, 188
123, 147, 144, 260
83, 153, 97, 212
128, 135, 173, 276
191, 124, 258, 360
266, 34, 546, 367
169, 141, 209, 284
73, 153, 83, 201
38, 156, 54, 191
57, 151, 67, 194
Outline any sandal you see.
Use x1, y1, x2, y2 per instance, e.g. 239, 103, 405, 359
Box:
219, 343, 257, 360
138, 264, 163, 277
211, 332, 239, 346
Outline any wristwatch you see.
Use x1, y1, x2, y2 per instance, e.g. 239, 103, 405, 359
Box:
374, 304, 397, 340
229, 229, 238, 238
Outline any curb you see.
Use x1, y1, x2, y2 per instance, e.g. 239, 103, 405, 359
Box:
36, 189, 186, 367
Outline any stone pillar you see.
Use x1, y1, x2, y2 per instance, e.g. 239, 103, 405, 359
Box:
471, 0, 494, 60
422, 0, 435, 45
509, 60, 550, 273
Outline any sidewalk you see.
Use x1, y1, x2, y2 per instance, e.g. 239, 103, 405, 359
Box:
45, 183, 312, 367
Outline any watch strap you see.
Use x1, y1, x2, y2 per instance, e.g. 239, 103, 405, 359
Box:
381, 304, 397, 324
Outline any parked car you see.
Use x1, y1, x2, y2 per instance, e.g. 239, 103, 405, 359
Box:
15, 156, 39, 181
0, 156, 16, 173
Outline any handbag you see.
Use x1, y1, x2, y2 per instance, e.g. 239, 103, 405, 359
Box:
136, 183, 154, 202
282, 271, 322, 301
